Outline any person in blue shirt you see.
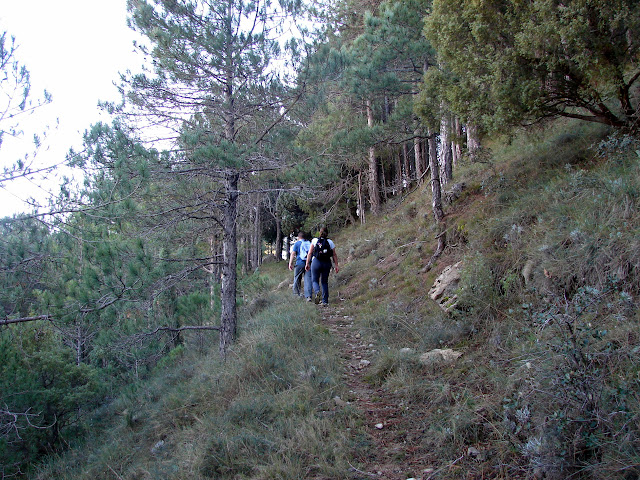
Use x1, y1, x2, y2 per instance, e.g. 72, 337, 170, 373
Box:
305, 227, 339, 305
289, 231, 312, 300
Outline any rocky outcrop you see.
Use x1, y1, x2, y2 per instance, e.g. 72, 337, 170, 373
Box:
428, 261, 462, 312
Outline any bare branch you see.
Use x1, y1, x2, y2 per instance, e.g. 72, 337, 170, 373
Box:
0, 315, 51, 327
143, 325, 220, 335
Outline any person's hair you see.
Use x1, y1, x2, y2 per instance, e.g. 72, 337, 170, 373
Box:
297, 231, 305, 238
303, 231, 311, 241
319, 227, 328, 239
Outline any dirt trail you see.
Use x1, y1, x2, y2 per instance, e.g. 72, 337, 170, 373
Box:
323, 305, 435, 480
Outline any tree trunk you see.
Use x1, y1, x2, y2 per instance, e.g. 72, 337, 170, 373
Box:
423, 128, 446, 272
467, 122, 480, 161
172, 308, 183, 349
357, 170, 366, 225
220, 171, 239, 359
402, 142, 411, 189
219, 6, 238, 359
382, 95, 390, 123
428, 132, 438, 180
285, 235, 291, 261
366, 100, 381, 215
274, 216, 282, 261
209, 236, 218, 310
440, 113, 453, 185
452, 116, 463, 167
254, 194, 262, 266
75, 321, 83, 366
381, 154, 388, 201
394, 147, 403, 195
414, 129, 423, 182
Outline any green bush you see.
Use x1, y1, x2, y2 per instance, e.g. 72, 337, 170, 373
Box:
0, 323, 105, 477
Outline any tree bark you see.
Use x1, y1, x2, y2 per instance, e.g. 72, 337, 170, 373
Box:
381, 154, 388, 201
428, 132, 438, 181
209, 235, 218, 310
423, 128, 446, 272
402, 142, 411, 188
220, 171, 239, 359
274, 215, 282, 261
285, 235, 291, 261
366, 100, 381, 215
219, 4, 238, 359
414, 129, 423, 182
440, 113, 453, 185
467, 122, 481, 161
394, 147, 403, 195
357, 170, 366, 225
254, 194, 262, 266
452, 116, 463, 167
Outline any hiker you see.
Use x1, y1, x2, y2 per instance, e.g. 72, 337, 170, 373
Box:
305, 227, 339, 305
289, 231, 312, 300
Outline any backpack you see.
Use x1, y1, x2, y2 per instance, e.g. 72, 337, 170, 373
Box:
299, 240, 311, 261
314, 238, 333, 262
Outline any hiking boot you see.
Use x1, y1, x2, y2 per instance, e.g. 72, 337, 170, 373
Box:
314, 292, 321, 304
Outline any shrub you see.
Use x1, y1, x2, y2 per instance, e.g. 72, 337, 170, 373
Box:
505, 285, 640, 479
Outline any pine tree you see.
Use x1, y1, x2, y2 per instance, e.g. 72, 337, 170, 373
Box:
123, 0, 306, 357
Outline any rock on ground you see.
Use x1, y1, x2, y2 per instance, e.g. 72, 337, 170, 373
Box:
428, 261, 462, 312
419, 348, 463, 365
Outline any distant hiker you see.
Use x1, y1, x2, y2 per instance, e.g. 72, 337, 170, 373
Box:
305, 227, 339, 305
289, 231, 312, 300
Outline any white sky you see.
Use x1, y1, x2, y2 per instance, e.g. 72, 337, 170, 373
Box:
0, 0, 144, 216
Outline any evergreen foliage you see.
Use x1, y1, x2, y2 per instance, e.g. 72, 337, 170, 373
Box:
423, 0, 640, 131
2, 0, 640, 476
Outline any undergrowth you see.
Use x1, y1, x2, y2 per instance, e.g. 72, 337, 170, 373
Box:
33, 286, 360, 480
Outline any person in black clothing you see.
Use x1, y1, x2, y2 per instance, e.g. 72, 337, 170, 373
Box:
305, 227, 339, 305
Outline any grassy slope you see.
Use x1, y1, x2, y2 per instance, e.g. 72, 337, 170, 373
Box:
35, 119, 640, 479
34, 277, 362, 480
329, 120, 640, 479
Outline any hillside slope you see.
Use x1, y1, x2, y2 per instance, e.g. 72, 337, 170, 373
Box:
325, 120, 640, 480
34, 120, 640, 480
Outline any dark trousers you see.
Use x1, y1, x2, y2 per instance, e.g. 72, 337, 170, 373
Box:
311, 258, 332, 304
